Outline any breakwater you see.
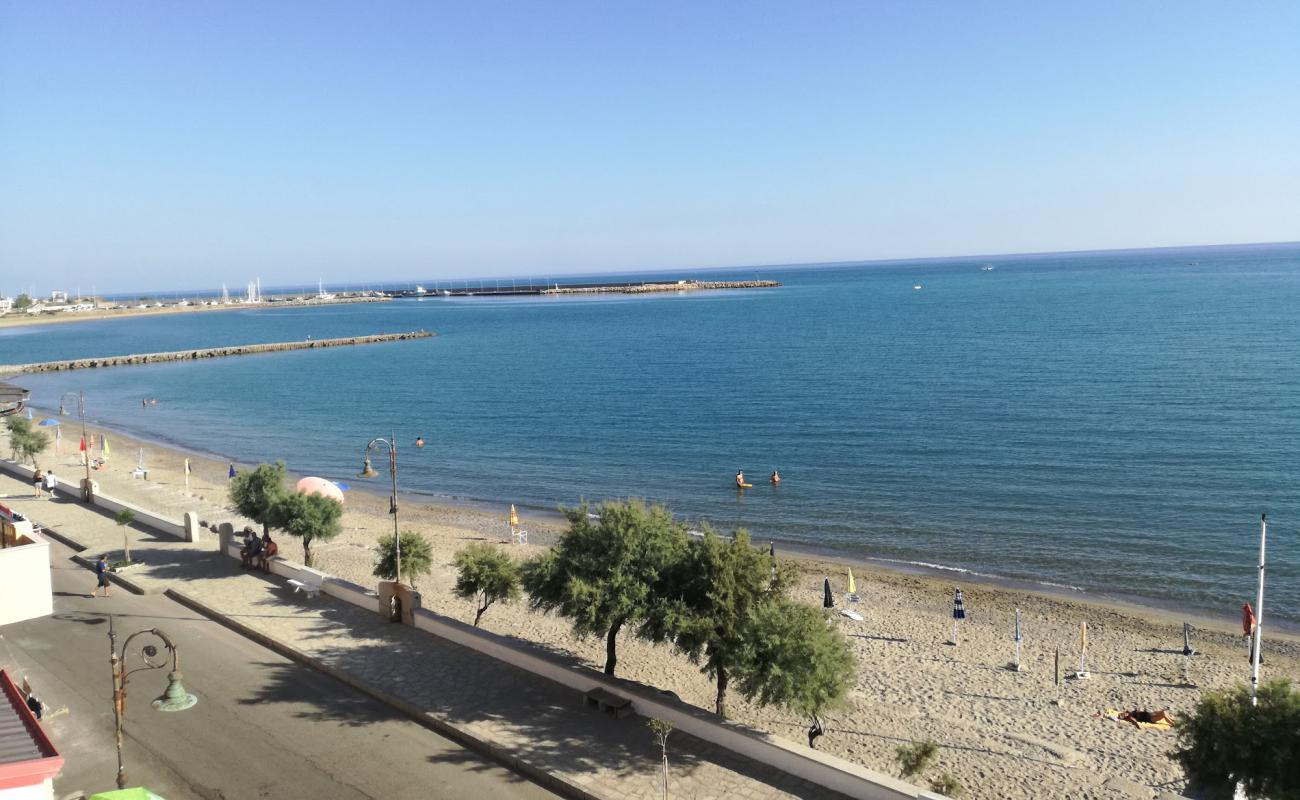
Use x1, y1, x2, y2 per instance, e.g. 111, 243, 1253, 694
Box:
0, 331, 434, 375
387, 279, 779, 298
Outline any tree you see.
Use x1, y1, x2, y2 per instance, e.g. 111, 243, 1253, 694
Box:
734, 599, 855, 749
374, 530, 434, 589
643, 527, 795, 718
228, 462, 287, 538
114, 508, 136, 564
1171, 679, 1300, 799
647, 718, 674, 800
453, 543, 521, 626
13, 294, 31, 311
272, 490, 342, 568
521, 500, 688, 676
5, 416, 48, 466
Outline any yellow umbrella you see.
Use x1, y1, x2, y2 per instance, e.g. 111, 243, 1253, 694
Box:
847, 568, 856, 595
509, 504, 519, 528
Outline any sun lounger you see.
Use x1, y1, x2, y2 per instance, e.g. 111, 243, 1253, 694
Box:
286, 576, 322, 599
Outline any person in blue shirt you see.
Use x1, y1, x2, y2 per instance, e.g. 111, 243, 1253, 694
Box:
92, 555, 111, 598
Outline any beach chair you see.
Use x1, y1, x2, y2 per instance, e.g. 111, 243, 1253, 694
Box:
511, 527, 528, 545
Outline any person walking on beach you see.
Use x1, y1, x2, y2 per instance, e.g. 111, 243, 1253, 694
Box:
92, 555, 111, 598
32, 468, 45, 499
43, 470, 57, 497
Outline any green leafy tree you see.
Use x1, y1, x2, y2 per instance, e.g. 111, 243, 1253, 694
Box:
374, 530, 434, 589
734, 599, 855, 749
521, 500, 688, 676
114, 508, 136, 564
13, 294, 31, 311
5, 416, 48, 466
1171, 679, 1300, 799
272, 490, 342, 568
647, 719, 674, 800
228, 462, 287, 538
5, 416, 30, 460
453, 543, 521, 626
896, 739, 938, 778
644, 527, 795, 718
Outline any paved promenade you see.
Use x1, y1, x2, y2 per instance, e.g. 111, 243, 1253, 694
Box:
0, 472, 843, 800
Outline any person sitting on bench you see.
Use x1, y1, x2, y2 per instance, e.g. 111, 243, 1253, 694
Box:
256, 532, 279, 571
240, 531, 263, 569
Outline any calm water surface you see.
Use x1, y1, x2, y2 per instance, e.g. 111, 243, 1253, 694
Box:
5, 244, 1298, 621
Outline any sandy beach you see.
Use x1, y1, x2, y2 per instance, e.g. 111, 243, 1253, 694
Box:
17, 414, 1300, 800
0, 295, 388, 331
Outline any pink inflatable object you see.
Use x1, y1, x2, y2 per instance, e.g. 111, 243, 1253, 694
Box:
296, 476, 345, 504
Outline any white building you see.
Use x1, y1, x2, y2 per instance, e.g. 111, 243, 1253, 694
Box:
49, 291, 67, 303
0, 297, 12, 315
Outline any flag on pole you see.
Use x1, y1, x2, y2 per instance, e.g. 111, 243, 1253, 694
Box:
101, 436, 110, 459
509, 504, 519, 528
79, 436, 86, 453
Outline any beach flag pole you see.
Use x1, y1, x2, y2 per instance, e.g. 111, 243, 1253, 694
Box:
1250, 514, 1267, 706
1012, 608, 1023, 672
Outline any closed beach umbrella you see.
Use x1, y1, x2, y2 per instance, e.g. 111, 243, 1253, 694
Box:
823, 578, 834, 609
951, 588, 966, 645
847, 568, 857, 596
769, 542, 775, 559
228, 463, 236, 479
296, 476, 345, 504
102, 436, 110, 459
509, 504, 519, 527
1242, 603, 1256, 638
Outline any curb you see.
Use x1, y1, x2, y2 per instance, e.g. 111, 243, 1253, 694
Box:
39, 524, 149, 595
164, 588, 599, 800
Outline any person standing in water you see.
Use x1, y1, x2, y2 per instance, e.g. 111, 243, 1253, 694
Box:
735, 469, 746, 488
770, 469, 781, 485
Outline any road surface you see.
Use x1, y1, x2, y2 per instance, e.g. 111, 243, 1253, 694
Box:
0, 540, 559, 800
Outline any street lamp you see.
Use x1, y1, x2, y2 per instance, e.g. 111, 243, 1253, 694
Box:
108, 616, 196, 790
359, 434, 401, 585
58, 390, 92, 501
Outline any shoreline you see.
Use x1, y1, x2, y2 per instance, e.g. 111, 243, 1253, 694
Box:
13, 410, 1300, 800
0, 294, 389, 330
23, 402, 1299, 640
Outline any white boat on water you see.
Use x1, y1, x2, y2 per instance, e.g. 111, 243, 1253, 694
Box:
981, 264, 995, 271
316, 279, 336, 301
913, 284, 923, 290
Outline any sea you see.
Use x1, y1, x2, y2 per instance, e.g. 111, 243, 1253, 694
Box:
4, 243, 1298, 624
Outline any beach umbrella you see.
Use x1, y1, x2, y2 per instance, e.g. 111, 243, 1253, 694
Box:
1250, 514, 1267, 704
37, 418, 59, 426
102, 436, 111, 460
228, 463, 236, 480
1077, 621, 1090, 677
951, 588, 966, 645
847, 568, 858, 602
296, 476, 344, 504
509, 504, 519, 528
822, 578, 834, 609
332, 482, 350, 492
769, 542, 775, 559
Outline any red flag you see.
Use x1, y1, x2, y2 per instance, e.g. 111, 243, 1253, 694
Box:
1243, 603, 1256, 637
79, 436, 86, 452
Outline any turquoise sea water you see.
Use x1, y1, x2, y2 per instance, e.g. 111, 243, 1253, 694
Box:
5, 243, 1298, 622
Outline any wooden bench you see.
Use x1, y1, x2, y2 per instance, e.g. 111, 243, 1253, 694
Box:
286, 577, 322, 599
584, 687, 633, 719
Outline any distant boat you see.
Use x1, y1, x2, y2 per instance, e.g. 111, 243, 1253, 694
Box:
981, 264, 995, 271
316, 279, 335, 301
913, 284, 923, 290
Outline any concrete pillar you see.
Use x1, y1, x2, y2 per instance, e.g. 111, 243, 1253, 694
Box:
217, 522, 236, 557
377, 581, 421, 625
183, 512, 201, 543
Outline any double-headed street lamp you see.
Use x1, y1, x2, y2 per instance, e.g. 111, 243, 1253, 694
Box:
360, 434, 402, 585
108, 616, 197, 789
58, 390, 92, 501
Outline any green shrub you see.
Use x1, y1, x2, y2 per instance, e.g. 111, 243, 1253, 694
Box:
929, 772, 963, 797
896, 739, 938, 778
1171, 679, 1300, 799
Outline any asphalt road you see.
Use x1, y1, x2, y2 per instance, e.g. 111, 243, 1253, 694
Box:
0, 541, 559, 800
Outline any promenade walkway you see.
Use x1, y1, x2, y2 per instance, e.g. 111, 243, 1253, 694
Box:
0, 472, 843, 800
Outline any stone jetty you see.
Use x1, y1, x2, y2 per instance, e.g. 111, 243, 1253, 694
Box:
0, 330, 434, 376
541, 279, 779, 295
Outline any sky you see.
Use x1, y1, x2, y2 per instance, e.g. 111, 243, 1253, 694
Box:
2, 1, 1298, 295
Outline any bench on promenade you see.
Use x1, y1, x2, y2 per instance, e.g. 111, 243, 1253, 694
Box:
286, 576, 322, 599
584, 687, 633, 719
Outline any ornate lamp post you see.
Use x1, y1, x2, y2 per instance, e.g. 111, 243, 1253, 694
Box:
58, 390, 92, 501
108, 616, 197, 789
359, 434, 401, 585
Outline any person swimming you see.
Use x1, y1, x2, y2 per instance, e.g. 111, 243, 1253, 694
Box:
736, 469, 746, 488
770, 470, 781, 485
415, 436, 425, 448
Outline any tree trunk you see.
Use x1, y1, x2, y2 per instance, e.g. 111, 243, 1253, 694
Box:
807, 714, 824, 749
474, 597, 489, 627
303, 538, 313, 568
715, 666, 729, 718
604, 617, 624, 676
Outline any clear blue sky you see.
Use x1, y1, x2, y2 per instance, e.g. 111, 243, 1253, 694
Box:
2, 1, 1298, 294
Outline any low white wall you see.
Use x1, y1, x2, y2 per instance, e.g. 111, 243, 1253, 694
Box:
0, 530, 52, 626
